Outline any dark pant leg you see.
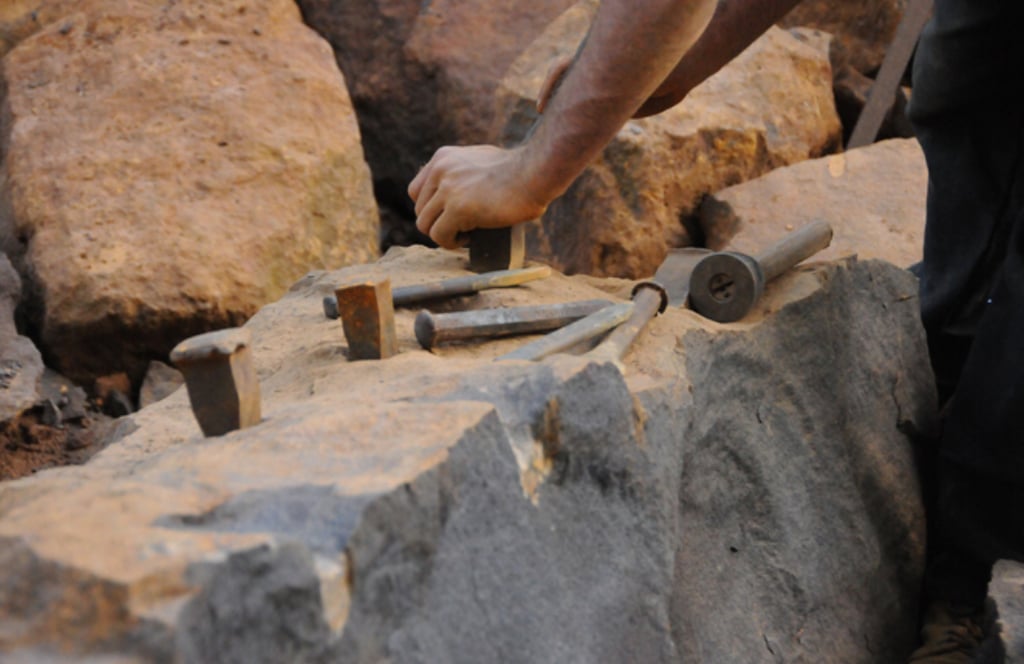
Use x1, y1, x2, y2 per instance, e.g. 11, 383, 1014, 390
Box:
909, 0, 1024, 606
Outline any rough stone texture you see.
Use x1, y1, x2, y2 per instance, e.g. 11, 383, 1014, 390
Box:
699, 138, 928, 268
0, 0, 379, 386
0, 254, 43, 422
497, 17, 841, 278
0, 1, 76, 57
778, 0, 907, 75
139, 360, 184, 410
0, 246, 934, 662
990, 560, 1024, 663
296, 0, 577, 208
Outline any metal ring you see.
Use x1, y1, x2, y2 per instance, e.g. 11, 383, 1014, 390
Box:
631, 280, 669, 314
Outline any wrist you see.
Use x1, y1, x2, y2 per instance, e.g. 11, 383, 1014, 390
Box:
508, 144, 570, 215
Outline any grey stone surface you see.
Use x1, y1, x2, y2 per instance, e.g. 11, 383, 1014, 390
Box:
0, 249, 935, 662
0, 254, 44, 422
138, 361, 185, 410
990, 559, 1024, 662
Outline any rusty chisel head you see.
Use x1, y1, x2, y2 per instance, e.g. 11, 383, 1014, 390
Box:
335, 278, 398, 360
170, 327, 262, 437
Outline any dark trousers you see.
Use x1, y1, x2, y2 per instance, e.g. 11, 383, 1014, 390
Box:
909, 0, 1024, 606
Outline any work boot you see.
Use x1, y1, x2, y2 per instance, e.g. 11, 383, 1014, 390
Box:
909, 600, 985, 663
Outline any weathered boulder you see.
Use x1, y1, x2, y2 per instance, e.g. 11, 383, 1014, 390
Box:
0, 0, 379, 387
496, 18, 841, 278
778, 0, 907, 75
0, 245, 934, 662
0, 0, 74, 57
297, 0, 577, 203
699, 138, 927, 268
0, 254, 43, 422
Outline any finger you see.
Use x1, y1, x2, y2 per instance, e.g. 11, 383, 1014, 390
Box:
414, 170, 442, 217
430, 208, 462, 250
415, 187, 445, 238
408, 160, 434, 202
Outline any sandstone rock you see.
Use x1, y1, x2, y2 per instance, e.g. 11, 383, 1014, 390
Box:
496, 20, 841, 278
0, 245, 934, 661
0, 0, 75, 57
699, 138, 927, 268
779, 0, 907, 75
297, 0, 577, 200
0, 0, 379, 387
139, 360, 184, 410
0, 254, 43, 422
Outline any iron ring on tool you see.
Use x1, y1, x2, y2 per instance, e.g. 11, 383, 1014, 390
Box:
631, 281, 669, 314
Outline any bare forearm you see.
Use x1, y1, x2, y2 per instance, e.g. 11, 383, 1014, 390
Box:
518, 0, 717, 205
635, 0, 804, 117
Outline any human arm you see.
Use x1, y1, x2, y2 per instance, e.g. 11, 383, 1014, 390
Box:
537, 0, 806, 118
634, 0, 804, 116
409, 0, 717, 249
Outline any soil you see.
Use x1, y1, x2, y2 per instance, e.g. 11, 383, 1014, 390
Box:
0, 409, 115, 481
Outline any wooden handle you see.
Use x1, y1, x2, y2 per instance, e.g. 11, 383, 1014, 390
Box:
393, 266, 551, 307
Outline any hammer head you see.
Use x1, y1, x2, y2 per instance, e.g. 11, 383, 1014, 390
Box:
335, 278, 398, 360
688, 251, 764, 323
469, 226, 525, 273
170, 327, 262, 437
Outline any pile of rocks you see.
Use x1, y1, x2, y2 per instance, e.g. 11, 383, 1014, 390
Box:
9, 1, 1020, 661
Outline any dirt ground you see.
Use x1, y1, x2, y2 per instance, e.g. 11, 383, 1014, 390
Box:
0, 410, 114, 481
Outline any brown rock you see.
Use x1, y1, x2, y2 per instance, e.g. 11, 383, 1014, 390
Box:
779, 0, 908, 75
497, 20, 841, 278
0, 0, 77, 57
93, 372, 131, 402
699, 138, 927, 269
0, 0, 380, 386
297, 0, 577, 194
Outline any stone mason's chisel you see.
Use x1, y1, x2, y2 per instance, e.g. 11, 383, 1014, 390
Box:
323, 265, 551, 319
170, 327, 262, 437
414, 299, 614, 350
498, 246, 711, 363
687, 220, 834, 323
495, 302, 636, 362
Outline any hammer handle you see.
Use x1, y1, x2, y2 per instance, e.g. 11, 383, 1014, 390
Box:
415, 299, 611, 349
755, 220, 833, 283
393, 266, 551, 307
496, 302, 635, 362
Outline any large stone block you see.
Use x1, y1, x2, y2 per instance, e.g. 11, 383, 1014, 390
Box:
699, 138, 927, 268
0, 246, 934, 662
0, 0, 379, 385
